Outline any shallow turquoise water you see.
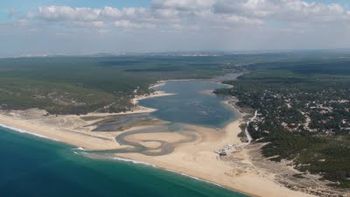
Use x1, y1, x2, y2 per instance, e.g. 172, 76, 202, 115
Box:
0, 128, 246, 197
0, 79, 246, 197
140, 80, 236, 127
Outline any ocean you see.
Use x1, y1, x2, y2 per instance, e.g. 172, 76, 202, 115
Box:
0, 79, 246, 197
0, 128, 246, 197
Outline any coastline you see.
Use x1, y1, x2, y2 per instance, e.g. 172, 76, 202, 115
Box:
113, 114, 313, 197
0, 122, 60, 142
0, 80, 314, 197
0, 86, 172, 150
0, 112, 312, 197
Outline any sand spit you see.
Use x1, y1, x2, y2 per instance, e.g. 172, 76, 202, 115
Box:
0, 107, 313, 197
0, 80, 316, 197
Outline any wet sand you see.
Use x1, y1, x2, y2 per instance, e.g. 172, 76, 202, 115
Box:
0, 82, 315, 197
113, 118, 313, 197
0, 107, 313, 197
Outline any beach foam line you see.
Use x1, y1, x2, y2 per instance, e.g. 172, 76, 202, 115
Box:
110, 156, 228, 190
79, 152, 229, 190
112, 157, 157, 168
166, 168, 226, 189
71, 151, 158, 168
72, 147, 85, 151
77, 152, 229, 190
0, 123, 60, 142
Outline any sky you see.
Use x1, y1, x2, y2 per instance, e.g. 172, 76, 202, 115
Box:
0, 0, 350, 57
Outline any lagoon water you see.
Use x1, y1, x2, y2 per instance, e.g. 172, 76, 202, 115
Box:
140, 80, 236, 127
0, 79, 246, 197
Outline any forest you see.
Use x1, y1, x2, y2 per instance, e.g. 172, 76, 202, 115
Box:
0, 55, 232, 114
215, 58, 350, 188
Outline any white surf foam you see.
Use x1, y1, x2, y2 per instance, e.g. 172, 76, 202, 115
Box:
0, 123, 60, 142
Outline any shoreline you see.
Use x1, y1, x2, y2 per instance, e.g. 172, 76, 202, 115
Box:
0, 122, 61, 142
0, 84, 173, 150
0, 118, 252, 196
0, 116, 249, 196
111, 113, 312, 197
0, 79, 314, 197
93, 154, 231, 191
0, 113, 310, 197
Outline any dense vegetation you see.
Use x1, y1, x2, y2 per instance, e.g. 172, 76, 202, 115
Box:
215, 58, 350, 188
1, 51, 350, 189
0, 55, 239, 114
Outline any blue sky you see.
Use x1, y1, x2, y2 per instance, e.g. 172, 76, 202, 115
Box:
0, 0, 349, 56
311, 0, 349, 5
1, 0, 347, 20
0, 0, 150, 21
0, 0, 348, 21
0, 0, 150, 9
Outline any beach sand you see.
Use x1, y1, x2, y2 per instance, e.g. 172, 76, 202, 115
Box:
0, 111, 120, 150
0, 107, 314, 197
116, 119, 314, 197
0, 83, 315, 197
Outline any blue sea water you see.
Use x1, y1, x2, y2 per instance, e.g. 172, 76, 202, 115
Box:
0, 128, 246, 197
0, 79, 246, 197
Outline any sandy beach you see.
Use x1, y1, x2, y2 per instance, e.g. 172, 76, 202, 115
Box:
115, 119, 314, 197
0, 107, 314, 197
0, 81, 316, 197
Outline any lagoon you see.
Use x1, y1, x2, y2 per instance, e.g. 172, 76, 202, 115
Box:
140, 80, 236, 127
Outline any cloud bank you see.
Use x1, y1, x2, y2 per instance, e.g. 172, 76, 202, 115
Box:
1, 0, 350, 56
28, 0, 350, 29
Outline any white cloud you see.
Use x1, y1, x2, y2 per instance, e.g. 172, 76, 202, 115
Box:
29, 6, 150, 28
213, 0, 350, 23
1, 0, 350, 57
151, 0, 215, 11
25, 0, 349, 31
